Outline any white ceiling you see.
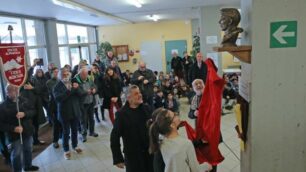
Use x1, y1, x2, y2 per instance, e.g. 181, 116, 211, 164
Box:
0, 0, 239, 26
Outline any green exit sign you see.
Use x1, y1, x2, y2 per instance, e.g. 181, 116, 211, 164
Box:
270, 21, 297, 48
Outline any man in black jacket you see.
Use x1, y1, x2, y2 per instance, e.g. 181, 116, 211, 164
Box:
0, 85, 39, 171
170, 52, 184, 79
110, 85, 153, 172
189, 52, 208, 85
46, 67, 62, 148
53, 68, 85, 160
182, 51, 193, 84
131, 61, 156, 108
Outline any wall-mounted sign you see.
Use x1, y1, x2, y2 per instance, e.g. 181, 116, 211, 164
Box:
270, 21, 297, 48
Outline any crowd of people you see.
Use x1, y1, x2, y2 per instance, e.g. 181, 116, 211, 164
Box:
0, 50, 240, 172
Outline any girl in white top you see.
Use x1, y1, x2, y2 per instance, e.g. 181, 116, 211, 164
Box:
149, 108, 200, 172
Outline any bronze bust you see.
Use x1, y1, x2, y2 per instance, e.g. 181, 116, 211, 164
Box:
219, 8, 243, 47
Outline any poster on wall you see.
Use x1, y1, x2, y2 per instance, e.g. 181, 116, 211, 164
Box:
0, 43, 27, 87
239, 63, 252, 102
206, 36, 218, 44
112, 45, 129, 62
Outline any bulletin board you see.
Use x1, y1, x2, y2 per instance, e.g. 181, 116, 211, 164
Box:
112, 45, 129, 62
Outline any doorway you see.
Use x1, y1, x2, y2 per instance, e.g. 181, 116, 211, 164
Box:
165, 40, 187, 72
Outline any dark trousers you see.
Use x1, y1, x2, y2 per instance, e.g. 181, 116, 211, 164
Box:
32, 119, 40, 144
80, 103, 95, 136
125, 152, 153, 172
211, 165, 217, 172
61, 117, 79, 152
0, 132, 10, 163
52, 116, 62, 143
11, 136, 33, 172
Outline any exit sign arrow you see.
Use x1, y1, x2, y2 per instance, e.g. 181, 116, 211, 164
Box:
272, 25, 295, 44
270, 21, 297, 48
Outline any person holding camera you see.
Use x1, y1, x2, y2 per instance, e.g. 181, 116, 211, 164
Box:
131, 61, 156, 108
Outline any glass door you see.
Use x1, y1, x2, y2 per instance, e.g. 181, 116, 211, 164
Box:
70, 46, 89, 67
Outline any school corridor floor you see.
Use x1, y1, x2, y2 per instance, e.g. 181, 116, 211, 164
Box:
32, 98, 241, 172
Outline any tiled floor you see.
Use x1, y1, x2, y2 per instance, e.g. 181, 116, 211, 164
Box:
33, 98, 241, 172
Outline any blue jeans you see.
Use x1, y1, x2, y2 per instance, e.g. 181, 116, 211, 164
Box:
10, 136, 33, 172
61, 117, 79, 152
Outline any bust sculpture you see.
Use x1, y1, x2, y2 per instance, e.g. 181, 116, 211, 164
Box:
219, 8, 243, 47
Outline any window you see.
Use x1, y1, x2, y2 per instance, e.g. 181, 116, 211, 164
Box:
0, 16, 23, 43
0, 16, 48, 69
67, 25, 88, 44
59, 47, 70, 67
90, 44, 97, 62
25, 19, 46, 46
88, 27, 96, 43
57, 23, 97, 67
57, 23, 67, 45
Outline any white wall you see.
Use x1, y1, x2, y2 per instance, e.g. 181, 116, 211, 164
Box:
242, 0, 306, 171
199, 5, 222, 72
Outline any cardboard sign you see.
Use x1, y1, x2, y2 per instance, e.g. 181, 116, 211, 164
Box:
0, 43, 27, 87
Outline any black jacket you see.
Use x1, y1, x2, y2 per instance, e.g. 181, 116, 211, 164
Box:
182, 56, 193, 73
171, 56, 183, 71
131, 69, 156, 98
110, 102, 153, 172
0, 97, 35, 142
153, 96, 164, 109
189, 61, 208, 84
20, 88, 46, 125
92, 73, 104, 98
31, 76, 49, 103
53, 81, 86, 121
102, 77, 122, 109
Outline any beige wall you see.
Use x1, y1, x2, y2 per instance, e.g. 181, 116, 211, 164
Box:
98, 20, 192, 72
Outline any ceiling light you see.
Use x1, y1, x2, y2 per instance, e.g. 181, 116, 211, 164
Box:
51, 0, 133, 24
131, 0, 142, 8
52, 0, 84, 11
148, 15, 159, 22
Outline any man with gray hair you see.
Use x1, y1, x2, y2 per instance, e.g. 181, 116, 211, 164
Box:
131, 61, 156, 108
189, 52, 208, 85
171, 51, 183, 78
111, 85, 153, 172
53, 68, 85, 160
73, 67, 98, 142
189, 79, 205, 120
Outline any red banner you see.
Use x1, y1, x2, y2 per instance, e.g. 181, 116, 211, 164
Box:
0, 43, 27, 87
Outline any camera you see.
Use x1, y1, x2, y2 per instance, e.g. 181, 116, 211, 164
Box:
36, 58, 44, 66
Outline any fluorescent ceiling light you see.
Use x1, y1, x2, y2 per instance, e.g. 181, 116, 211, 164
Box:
51, 0, 133, 24
52, 0, 84, 11
148, 15, 159, 22
130, 0, 142, 8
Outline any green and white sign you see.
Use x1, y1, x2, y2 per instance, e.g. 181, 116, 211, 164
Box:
270, 21, 297, 48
